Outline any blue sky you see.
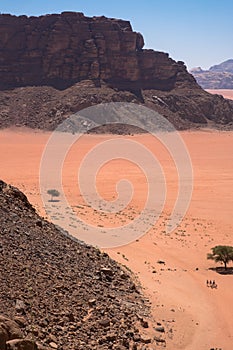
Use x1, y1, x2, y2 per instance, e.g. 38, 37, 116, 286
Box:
1, 0, 232, 70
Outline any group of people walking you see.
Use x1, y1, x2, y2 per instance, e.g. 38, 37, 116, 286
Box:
206, 280, 217, 289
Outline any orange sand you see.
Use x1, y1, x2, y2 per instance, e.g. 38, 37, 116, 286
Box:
0, 128, 233, 349
207, 89, 233, 100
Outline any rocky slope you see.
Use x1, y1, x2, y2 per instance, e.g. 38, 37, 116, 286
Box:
0, 12, 233, 129
0, 79, 233, 132
0, 180, 159, 349
190, 59, 233, 89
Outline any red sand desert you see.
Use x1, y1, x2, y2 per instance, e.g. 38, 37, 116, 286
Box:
0, 128, 233, 349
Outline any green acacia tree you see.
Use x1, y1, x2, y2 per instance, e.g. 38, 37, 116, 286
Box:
207, 245, 233, 270
47, 189, 60, 202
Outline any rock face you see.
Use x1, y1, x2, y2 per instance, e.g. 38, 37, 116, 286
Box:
190, 59, 233, 89
0, 180, 156, 349
0, 12, 233, 129
0, 315, 41, 350
0, 12, 194, 91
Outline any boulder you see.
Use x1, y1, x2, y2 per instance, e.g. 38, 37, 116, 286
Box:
6, 339, 37, 350
0, 325, 8, 350
0, 316, 23, 340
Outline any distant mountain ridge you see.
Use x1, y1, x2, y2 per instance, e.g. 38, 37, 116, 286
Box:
190, 59, 233, 89
209, 59, 233, 73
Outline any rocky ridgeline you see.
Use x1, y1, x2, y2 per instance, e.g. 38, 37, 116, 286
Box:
0, 180, 162, 349
0, 12, 192, 91
0, 12, 233, 129
192, 70, 233, 89
190, 59, 233, 89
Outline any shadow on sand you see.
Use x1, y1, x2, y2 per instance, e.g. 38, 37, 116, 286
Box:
209, 267, 233, 275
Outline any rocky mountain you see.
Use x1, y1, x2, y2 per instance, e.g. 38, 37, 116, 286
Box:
209, 59, 233, 73
0, 12, 193, 92
0, 179, 160, 349
0, 12, 233, 129
190, 59, 233, 89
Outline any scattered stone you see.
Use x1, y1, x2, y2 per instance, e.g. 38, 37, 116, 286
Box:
15, 300, 26, 313
140, 335, 151, 344
88, 299, 96, 306
140, 319, 149, 328
120, 271, 128, 279
99, 319, 110, 328
154, 335, 166, 343
67, 313, 75, 322
155, 326, 165, 333
48, 335, 57, 344
36, 220, 43, 228
133, 334, 141, 342
157, 260, 166, 265
100, 267, 114, 276
125, 329, 134, 337
13, 317, 27, 328
106, 332, 117, 341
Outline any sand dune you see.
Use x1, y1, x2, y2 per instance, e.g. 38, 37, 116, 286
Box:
0, 128, 232, 349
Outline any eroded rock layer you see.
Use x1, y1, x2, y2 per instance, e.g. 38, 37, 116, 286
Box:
0, 12, 194, 91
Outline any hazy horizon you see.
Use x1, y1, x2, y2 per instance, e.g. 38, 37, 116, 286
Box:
0, 0, 232, 70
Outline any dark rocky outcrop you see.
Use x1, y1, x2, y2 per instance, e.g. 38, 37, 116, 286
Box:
0, 79, 233, 131
0, 12, 192, 92
0, 12, 233, 129
0, 180, 157, 349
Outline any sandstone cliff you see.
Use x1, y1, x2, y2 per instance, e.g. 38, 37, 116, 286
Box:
0, 12, 195, 91
0, 12, 233, 129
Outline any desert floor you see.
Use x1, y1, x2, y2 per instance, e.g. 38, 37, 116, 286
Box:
0, 127, 233, 350
207, 89, 233, 100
